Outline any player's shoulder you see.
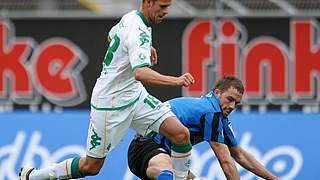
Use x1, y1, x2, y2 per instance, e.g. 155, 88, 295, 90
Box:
121, 10, 136, 20
121, 10, 148, 27
110, 11, 141, 36
170, 97, 205, 109
170, 96, 198, 103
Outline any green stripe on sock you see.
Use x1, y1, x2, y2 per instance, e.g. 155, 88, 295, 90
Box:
71, 157, 82, 178
171, 143, 192, 154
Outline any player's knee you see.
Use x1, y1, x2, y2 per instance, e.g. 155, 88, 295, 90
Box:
173, 126, 190, 144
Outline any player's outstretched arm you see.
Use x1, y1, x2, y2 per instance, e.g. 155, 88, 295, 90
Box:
133, 67, 195, 87
229, 146, 280, 180
209, 141, 240, 180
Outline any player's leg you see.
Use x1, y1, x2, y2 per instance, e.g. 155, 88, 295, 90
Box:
20, 108, 107, 180
132, 92, 191, 180
127, 137, 173, 180
78, 156, 105, 176
80, 106, 134, 175
158, 116, 192, 180
147, 153, 173, 180
20, 156, 105, 180
20, 106, 133, 180
158, 116, 190, 144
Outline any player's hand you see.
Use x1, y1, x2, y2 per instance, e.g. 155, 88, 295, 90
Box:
177, 73, 195, 87
150, 46, 158, 65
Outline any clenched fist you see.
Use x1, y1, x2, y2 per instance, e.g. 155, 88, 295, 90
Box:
177, 73, 195, 87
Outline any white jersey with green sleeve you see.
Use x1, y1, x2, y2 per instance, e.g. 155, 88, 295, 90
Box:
91, 10, 152, 110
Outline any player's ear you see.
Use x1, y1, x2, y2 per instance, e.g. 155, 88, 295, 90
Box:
144, 0, 152, 7
214, 88, 221, 97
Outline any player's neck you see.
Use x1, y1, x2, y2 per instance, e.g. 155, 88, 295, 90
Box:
139, 6, 152, 24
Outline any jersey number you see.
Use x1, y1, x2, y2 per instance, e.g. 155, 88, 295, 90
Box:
144, 95, 160, 109
104, 34, 120, 66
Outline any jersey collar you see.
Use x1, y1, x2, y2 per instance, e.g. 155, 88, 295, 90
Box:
205, 91, 223, 113
136, 10, 151, 27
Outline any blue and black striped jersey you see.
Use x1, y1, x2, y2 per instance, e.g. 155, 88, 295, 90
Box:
152, 91, 238, 152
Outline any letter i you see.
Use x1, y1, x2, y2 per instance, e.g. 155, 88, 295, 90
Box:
218, 19, 239, 77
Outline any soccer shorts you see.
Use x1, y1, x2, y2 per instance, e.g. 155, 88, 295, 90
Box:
86, 88, 175, 158
128, 136, 169, 180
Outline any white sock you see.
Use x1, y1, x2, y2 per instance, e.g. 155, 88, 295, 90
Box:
171, 144, 192, 180
29, 167, 52, 179
29, 158, 74, 179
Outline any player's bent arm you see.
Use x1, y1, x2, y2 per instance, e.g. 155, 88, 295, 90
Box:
209, 141, 240, 180
133, 67, 194, 87
134, 67, 179, 85
229, 146, 280, 180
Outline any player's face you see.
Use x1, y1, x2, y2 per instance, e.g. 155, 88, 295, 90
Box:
214, 87, 243, 117
149, 0, 171, 24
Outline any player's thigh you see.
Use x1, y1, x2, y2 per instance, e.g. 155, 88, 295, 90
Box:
158, 115, 190, 144
147, 153, 173, 179
86, 107, 134, 158
132, 92, 175, 136
128, 138, 169, 180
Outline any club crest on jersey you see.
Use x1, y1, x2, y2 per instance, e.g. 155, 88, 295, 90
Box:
139, 53, 147, 61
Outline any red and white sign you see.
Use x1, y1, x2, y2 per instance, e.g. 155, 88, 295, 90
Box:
0, 20, 87, 107
183, 19, 320, 104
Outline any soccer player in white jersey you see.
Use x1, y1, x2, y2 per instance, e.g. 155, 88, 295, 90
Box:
20, 0, 194, 180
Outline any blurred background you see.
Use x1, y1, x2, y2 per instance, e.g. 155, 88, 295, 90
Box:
0, 0, 319, 179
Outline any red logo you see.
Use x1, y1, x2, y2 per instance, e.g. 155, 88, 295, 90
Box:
183, 19, 320, 104
0, 20, 87, 107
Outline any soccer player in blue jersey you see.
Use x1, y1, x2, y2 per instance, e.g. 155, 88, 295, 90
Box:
128, 76, 280, 180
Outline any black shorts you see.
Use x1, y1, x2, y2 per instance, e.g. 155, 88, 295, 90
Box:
127, 137, 169, 180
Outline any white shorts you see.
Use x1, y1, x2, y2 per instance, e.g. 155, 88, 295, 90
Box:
86, 89, 175, 158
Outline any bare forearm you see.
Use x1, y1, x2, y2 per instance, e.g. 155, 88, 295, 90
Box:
219, 161, 240, 180
209, 141, 240, 180
134, 67, 194, 87
134, 67, 179, 86
232, 148, 278, 180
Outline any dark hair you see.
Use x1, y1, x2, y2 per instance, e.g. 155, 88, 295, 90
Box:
214, 76, 244, 94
